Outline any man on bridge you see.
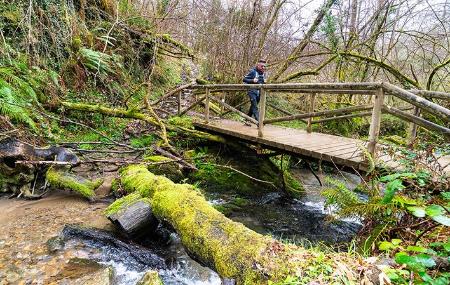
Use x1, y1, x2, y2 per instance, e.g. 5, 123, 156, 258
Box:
243, 60, 266, 125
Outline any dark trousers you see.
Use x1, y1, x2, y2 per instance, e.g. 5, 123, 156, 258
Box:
247, 91, 260, 122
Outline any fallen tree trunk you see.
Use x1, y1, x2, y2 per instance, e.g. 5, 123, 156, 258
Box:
107, 165, 378, 284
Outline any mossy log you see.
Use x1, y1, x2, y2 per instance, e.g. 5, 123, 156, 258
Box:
46, 167, 103, 200
107, 165, 376, 284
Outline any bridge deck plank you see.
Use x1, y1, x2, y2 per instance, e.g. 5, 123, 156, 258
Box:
194, 119, 373, 171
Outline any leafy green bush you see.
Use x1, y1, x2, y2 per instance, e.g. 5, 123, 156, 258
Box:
322, 169, 449, 283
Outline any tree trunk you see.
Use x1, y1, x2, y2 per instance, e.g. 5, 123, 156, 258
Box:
107, 165, 377, 284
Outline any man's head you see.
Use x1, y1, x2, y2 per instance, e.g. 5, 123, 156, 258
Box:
256, 59, 266, 72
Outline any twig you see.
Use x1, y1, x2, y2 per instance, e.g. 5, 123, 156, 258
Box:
31, 172, 38, 195
74, 149, 142, 154
0, 129, 18, 137
156, 146, 197, 170
16, 160, 79, 166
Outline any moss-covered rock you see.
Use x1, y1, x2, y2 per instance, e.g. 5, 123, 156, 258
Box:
136, 270, 163, 285
144, 155, 184, 182
213, 197, 249, 216
46, 167, 103, 199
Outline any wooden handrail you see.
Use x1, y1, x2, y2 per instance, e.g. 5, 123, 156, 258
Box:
191, 82, 382, 90
173, 82, 450, 156
383, 105, 450, 138
382, 82, 450, 122
179, 95, 205, 116
410, 90, 450, 100
209, 96, 258, 124
264, 104, 374, 124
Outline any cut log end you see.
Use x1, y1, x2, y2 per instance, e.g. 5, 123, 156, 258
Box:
107, 200, 158, 238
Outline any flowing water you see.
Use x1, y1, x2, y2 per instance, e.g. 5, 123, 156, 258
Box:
205, 168, 363, 246
0, 167, 363, 284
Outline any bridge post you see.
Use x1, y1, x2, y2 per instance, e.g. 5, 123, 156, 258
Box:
408, 106, 420, 143
177, 91, 182, 115
258, 87, 266, 137
367, 87, 384, 158
205, 88, 210, 123
307, 93, 316, 133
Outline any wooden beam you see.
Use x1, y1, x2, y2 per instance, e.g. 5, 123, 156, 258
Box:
209, 96, 258, 124
205, 88, 210, 123
410, 90, 450, 100
258, 88, 267, 137
191, 82, 382, 91
367, 88, 384, 158
311, 111, 373, 124
264, 105, 373, 124
307, 93, 316, 133
179, 96, 205, 116
383, 82, 450, 122
195, 89, 377, 95
382, 105, 450, 138
408, 106, 420, 143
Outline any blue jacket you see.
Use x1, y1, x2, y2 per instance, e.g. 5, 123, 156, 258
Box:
243, 68, 265, 96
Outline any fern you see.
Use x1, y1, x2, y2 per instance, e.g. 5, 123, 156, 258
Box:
0, 63, 54, 131
322, 177, 362, 216
0, 78, 37, 130
79, 48, 122, 75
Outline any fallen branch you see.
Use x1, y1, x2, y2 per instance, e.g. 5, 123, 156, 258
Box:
15, 160, 79, 166
155, 146, 197, 171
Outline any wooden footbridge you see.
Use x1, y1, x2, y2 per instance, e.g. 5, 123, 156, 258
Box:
168, 82, 450, 173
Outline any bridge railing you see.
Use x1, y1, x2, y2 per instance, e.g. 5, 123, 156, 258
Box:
175, 82, 450, 158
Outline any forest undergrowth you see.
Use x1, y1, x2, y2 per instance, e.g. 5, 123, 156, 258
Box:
0, 1, 449, 284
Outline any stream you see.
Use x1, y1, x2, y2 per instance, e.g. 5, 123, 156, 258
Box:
0, 167, 363, 284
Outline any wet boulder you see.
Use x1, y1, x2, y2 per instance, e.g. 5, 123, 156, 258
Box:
136, 270, 163, 285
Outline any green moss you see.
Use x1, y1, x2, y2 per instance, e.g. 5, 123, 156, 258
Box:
105, 191, 151, 216
167, 116, 194, 129
144, 155, 171, 162
192, 163, 264, 195
213, 197, 249, 216
383, 135, 407, 146
136, 270, 163, 285
112, 165, 368, 283
144, 155, 184, 182
46, 168, 102, 199
131, 134, 156, 148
